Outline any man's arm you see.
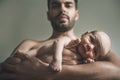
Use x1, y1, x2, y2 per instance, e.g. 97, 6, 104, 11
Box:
104, 51, 120, 66
11, 39, 39, 57
58, 61, 120, 80
0, 53, 120, 80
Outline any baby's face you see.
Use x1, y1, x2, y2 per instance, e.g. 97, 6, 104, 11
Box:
77, 32, 99, 59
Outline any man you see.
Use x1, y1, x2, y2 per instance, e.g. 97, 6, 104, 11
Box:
0, 0, 120, 80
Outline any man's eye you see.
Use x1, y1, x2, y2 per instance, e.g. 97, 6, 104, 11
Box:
65, 2, 74, 8
66, 4, 73, 8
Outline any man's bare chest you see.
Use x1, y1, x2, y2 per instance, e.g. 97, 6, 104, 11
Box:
36, 43, 82, 64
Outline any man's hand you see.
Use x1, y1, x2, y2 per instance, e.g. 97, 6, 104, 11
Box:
0, 53, 50, 80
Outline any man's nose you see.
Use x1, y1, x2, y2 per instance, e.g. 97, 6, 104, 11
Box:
60, 4, 66, 13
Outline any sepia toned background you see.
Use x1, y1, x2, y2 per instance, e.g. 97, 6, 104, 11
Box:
0, 0, 120, 62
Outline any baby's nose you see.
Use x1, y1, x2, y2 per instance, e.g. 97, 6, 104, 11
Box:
86, 44, 94, 51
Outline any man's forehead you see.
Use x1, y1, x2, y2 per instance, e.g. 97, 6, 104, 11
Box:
49, 0, 75, 3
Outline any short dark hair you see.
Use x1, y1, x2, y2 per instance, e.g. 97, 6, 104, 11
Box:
47, 0, 78, 10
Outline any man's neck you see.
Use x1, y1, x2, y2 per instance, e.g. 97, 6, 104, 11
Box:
50, 29, 77, 40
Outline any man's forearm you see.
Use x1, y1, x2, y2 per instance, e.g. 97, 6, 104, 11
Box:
53, 62, 120, 80
1, 56, 120, 80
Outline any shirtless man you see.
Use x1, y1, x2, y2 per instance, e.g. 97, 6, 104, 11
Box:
0, 0, 120, 80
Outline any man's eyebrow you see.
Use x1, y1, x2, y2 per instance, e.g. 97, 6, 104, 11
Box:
65, 1, 74, 4
51, 1, 74, 5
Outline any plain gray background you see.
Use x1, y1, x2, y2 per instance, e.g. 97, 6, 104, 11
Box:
0, 0, 120, 62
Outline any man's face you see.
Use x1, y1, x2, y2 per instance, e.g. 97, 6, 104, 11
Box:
47, 0, 79, 32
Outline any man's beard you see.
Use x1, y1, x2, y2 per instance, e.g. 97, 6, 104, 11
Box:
51, 20, 75, 32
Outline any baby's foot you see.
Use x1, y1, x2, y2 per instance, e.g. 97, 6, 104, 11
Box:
49, 61, 62, 72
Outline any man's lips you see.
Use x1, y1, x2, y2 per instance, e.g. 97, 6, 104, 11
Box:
59, 15, 67, 18
57, 15, 69, 20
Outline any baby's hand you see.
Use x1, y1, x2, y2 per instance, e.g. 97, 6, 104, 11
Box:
83, 58, 95, 64
49, 60, 62, 72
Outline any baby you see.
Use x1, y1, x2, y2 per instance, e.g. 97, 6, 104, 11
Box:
49, 30, 111, 72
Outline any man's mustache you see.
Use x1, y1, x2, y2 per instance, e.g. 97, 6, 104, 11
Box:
55, 13, 69, 19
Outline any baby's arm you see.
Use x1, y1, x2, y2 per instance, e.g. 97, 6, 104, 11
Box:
49, 37, 67, 72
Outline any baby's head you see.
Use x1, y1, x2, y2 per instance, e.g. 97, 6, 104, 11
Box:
90, 30, 111, 59
78, 30, 111, 60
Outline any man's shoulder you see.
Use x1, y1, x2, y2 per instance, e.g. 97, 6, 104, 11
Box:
21, 39, 39, 44
16, 39, 39, 49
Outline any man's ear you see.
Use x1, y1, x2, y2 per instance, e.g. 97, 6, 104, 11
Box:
75, 10, 80, 21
